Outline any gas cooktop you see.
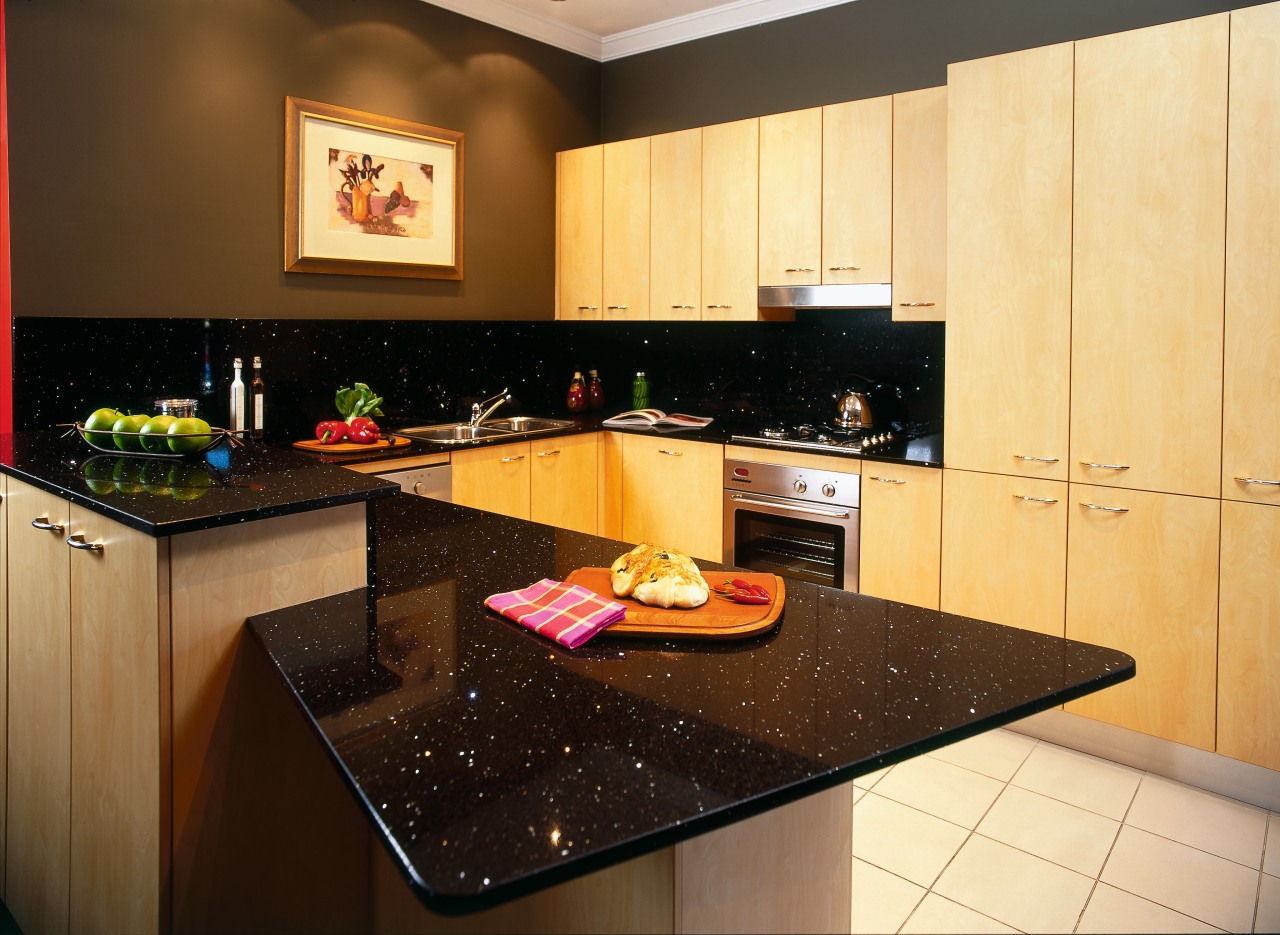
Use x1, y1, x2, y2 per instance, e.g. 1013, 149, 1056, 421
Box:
729, 423, 901, 454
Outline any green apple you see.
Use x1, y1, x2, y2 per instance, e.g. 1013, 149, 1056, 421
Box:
83, 407, 123, 447
166, 417, 213, 454
112, 413, 152, 452
139, 414, 177, 454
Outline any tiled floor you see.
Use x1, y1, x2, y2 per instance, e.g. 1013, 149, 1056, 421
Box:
851, 729, 1279, 934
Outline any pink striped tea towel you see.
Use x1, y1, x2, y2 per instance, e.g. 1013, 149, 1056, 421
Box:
485, 578, 627, 649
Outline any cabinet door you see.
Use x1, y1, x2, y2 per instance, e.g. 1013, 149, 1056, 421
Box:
1071, 15, 1228, 498
650, 128, 702, 321
702, 118, 759, 321
603, 137, 650, 321
621, 434, 723, 563
822, 96, 892, 285
945, 44, 1074, 479
891, 86, 946, 321
1064, 485, 1219, 750
452, 442, 532, 520
1224, 3, 1280, 505
530, 434, 598, 536
859, 464, 941, 609
940, 470, 1067, 638
5, 478, 72, 935
759, 108, 822, 287
557, 145, 603, 320
1218, 500, 1280, 769
67, 505, 163, 935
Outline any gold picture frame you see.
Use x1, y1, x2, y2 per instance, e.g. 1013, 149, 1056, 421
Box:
284, 96, 463, 280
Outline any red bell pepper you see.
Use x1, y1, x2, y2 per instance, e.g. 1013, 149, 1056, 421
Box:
316, 420, 348, 445
347, 416, 381, 444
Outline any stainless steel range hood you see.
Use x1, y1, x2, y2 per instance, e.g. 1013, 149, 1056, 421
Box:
757, 283, 892, 309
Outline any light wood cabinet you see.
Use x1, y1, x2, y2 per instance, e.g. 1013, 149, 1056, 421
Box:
530, 433, 598, 536
556, 145, 603, 320
1224, 2, 1280, 506
891, 86, 947, 321
1070, 15, 1228, 499
944, 44, 1074, 479
620, 434, 723, 563
702, 118, 759, 321
822, 96, 892, 285
1064, 485, 1219, 751
940, 470, 1068, 638
1218, 499, 1280, 770
759, 108, 822, 287
650, 128, 702, 321
859, 463, 941, 609
452, 441, 533, 520
602, 137, 650, 321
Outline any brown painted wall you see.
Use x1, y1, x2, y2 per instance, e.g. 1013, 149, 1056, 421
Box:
5, 0, 600, 320
602, 0, 1267, 140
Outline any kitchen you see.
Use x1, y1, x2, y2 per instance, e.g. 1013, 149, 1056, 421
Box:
1, 1, 1278, 933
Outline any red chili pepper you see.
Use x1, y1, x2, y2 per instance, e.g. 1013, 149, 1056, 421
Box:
347, 416, 381, 444
316, 420, 348, 444
730, 592, 771, 605
732, 578, 752, 590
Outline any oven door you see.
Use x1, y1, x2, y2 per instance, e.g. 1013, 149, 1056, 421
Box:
723, 489, 859, 591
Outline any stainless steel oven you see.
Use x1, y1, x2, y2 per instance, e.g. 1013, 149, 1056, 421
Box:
722, 458, 860, 591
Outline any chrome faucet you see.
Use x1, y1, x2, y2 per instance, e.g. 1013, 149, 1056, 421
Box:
470, 388, 511, 426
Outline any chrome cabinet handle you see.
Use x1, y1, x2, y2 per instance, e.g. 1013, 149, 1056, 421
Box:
606, 305, 628, 310
1080, 502, 1129, 513
32, 516, 65, 532
868, 475, 906, 484
828, 266, 862, 271
898, 301, 936, 308
1014, 454, 1060, 463
706, 304, 733, 309
671, 305, 696, 309
66, 533, 104, 552
1080, 461, 1130, 471
498, 455, 525, 463
1014, 494, 1059, 504
576, 305, 599, 311
1235, 476, 1280, 486
784, 267, 816, 272
658, 449, 683, 457
536, 450, 560, 458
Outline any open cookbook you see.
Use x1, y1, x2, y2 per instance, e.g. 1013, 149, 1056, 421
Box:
600, 409, 714, 429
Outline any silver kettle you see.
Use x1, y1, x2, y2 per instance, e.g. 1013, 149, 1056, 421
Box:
834, 389, 873, 429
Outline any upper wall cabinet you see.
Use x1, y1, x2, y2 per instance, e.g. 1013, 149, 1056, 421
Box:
1070, 14, 1228, 499
556, 145, 603, 320
891, 86, 947, 321
1223, 2, 1280, 505
822, 96, 893, 285
944, 43, 1074, 478
759, 108, 823, 287
602, 137, 651, 321
650, 128, 703, 322
702, 118, 760, 321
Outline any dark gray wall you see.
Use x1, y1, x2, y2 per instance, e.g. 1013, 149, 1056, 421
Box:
5, 0, 600, 320
602, 0, 1268, 140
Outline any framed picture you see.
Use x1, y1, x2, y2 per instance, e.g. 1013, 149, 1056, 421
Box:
285, 96, 463, 279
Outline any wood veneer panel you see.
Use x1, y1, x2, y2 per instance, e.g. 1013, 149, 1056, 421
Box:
860, 462, 941, 609
452, 441, 532, 520
650, 127, 702, 321
702, 118, 759, 321
530, 432, 597, 535
602, 136, 651, 321
892, 86, 947, 321
759, 107, 822, 286
822, 96, 892, 285
557, 145, 603, 320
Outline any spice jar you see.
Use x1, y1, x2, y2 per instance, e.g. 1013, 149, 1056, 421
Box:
586, 370, 604, 410
566, 371, 586, 412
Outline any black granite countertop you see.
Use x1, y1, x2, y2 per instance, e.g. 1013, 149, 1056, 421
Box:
247, 493, 1132, 916
0, 429, 398, 536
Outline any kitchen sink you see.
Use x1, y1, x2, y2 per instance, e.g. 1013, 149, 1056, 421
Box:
482, 417, 575, 433
397, 417, 575, 444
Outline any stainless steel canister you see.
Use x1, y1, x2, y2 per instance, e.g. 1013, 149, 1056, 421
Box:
154, 398, 198, 419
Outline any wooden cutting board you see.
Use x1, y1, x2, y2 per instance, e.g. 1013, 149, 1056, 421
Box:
565, 568, 785, 640
292, 434, 411, 453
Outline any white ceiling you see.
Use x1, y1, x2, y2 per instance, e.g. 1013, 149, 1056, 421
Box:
419, 0, 857, 61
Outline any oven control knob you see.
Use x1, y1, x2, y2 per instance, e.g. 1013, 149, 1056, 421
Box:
793, 480, 807, 494
821, 483, 836, 498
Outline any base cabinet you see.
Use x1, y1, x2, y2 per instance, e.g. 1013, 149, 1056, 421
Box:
620, 434, 723, 563
530, 434, 598, 535
452, 442, 533, 520
859, 463, 941, 609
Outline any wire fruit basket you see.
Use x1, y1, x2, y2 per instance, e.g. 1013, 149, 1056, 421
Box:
63, 422, 244, 459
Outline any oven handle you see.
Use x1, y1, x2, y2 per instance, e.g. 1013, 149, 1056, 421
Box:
728, 493, 853, 519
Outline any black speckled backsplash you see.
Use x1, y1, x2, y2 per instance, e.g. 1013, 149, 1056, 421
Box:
13, 312, 943, 439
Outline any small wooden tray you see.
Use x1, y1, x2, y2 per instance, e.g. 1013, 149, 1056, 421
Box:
292, 434, 412, 453
565, 568, 785, 640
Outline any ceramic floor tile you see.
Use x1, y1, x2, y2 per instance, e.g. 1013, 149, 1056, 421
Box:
849, 856, 926, 935
1126, 774, 1268, 869
1076, 882, 1225, 934
854, 764, 893, 790
899, 893, 1019, 934
873, 753, 1006, 829
932, 834, 1094, 933
1265, 814, 1280, 878
927, 728, 1038, 783
1100, 825, 1258, 933
851, 792, 970, 889
1011, 741, 1142, 820
977, 784, 1121, 877
1257, 873, 1280, 935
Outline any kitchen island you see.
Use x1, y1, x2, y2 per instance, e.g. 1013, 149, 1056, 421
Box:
243, 491, 1134, 933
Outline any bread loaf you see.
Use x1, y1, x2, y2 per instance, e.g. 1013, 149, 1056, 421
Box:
610, 543, 709, 609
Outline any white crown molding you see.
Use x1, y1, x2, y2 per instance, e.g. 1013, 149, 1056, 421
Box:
417, 0, 859, 62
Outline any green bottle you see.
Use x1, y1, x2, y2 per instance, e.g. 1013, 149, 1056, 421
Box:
632, 371, 649, 409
